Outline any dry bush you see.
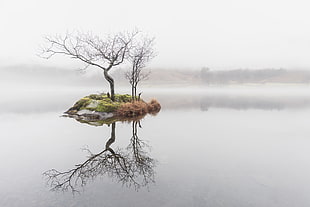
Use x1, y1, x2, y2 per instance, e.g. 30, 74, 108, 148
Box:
147, 99, 161, 115
117, 101, 148, 117
117, 99, 161, 118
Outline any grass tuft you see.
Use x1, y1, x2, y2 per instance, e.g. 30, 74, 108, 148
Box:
147, 99, 161, 115
116, 99, 161, 117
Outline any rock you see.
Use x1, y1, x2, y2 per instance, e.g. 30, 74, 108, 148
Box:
86, 100, 99, 108
76, 109, 94, 115
73, 109, 114, 121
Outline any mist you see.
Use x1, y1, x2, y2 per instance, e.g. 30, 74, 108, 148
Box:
1, 0, 310, 69
3, 1, 310, 206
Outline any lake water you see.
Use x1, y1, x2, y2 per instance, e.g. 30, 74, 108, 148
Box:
1, 85, 310, 207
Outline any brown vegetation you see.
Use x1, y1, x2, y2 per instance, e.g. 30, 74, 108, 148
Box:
147, 99, 162, 115
117, 99, 161, 117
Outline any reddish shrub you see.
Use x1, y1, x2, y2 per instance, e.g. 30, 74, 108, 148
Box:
117, 101, 148, 117
147, 99, 161, 115
116, 99, 161, 118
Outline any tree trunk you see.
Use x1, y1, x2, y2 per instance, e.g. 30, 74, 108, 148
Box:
105, 122, 116, 149
131, 85, 135, 101
134, 83, 138, 101
104, 70, 115, 101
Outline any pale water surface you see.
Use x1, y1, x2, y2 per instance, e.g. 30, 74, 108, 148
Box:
1, 86, 310, 207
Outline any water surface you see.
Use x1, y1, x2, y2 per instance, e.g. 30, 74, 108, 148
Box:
1, 86, 310, 207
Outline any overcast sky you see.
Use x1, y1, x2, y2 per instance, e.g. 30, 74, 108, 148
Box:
1, 0, 310, 70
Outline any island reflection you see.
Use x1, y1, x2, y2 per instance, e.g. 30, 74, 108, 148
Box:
44, 119, 156, 193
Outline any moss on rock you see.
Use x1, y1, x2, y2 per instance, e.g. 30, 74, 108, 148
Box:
66, 93, 132, 114
65, 93, 161, 126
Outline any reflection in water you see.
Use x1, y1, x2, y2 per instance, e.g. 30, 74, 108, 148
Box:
43, 121, 155, 192
2, 88, 310, 114
200, 95, 310, 111
148, 92, 310, 111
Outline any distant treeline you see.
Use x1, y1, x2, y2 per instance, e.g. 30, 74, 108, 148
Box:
2, 65, 310, 86
200, 68, 310, 84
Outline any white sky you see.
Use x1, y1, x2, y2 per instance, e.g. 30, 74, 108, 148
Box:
1, 0, 310, 70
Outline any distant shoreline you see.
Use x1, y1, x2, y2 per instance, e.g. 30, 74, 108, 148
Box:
2, 65, 310, 87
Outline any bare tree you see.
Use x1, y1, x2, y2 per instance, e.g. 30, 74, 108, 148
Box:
127, 121, 154, 184
43, 121, 156, 193
40, 31, 138, 101
125, 36, 155, 101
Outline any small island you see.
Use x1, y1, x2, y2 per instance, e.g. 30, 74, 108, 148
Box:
64, 93, 161, 126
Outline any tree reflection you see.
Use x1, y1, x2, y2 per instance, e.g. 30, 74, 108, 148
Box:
43, 121, 156, 193
127, 121, 155, 187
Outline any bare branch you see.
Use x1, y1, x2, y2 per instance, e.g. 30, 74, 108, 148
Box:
43, 122, 155, 193
40, 30, 142, 101
125, 33, 156, 100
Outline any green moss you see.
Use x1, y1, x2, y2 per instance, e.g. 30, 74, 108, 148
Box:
87, 101, 120, 112
70, 98, 92, 111
87, 94, 105, 100
69, 93, 133, 113
114, 94, 132, 102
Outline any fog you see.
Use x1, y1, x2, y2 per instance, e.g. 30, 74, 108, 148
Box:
3, 2, 310, 206
2, 66, 310, 114
2, 70, 310, 206
1, 0, 310, 69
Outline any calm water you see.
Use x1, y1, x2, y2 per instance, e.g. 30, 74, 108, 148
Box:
1, 86, 310, 207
